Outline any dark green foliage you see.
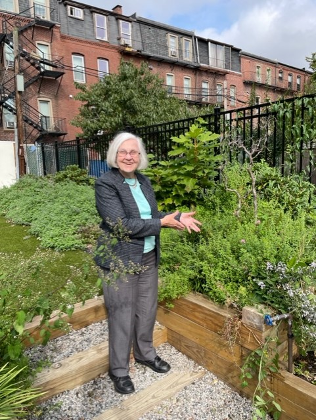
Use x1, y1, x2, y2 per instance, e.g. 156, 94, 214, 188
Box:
0, 169, 100, 250
51, 164, 95, 186
72, 60, 211, 137
144, 119, 221, 210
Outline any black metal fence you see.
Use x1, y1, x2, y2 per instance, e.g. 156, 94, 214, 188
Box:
32, 93, 316, 183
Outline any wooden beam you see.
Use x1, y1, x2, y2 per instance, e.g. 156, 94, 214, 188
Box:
34, 324, 167, 402
93, 371, 205, 420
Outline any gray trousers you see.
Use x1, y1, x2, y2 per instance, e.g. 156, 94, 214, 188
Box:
102, 249, 158, 377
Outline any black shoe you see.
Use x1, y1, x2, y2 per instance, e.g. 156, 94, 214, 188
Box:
135, 355, 171, 373
109, 372, 135, 394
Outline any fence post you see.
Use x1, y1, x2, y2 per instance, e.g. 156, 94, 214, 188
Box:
54, 141, 60, 172
214, 106, 221, 134
41, 143, 47, 176
76, 138, 82, 168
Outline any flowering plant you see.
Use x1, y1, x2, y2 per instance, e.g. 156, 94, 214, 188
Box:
253, 260, 316, 353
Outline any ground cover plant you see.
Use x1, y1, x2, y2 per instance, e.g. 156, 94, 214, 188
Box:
1, 122, 316, 418
0, 169, 101, 418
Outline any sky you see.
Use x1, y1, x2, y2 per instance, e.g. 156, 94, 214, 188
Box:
81, 0, 316, 70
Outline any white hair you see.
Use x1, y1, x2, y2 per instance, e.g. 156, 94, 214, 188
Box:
106, 132, 149, 170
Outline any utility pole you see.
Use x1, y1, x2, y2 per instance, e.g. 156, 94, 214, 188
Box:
13, 27, 25, 176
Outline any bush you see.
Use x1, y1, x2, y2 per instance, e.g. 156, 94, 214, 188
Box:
0, 170, 100, 250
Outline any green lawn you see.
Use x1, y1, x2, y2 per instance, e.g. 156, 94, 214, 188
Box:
0, 215, 100, 312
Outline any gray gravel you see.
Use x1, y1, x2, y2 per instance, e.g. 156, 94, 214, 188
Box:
25, 320, 264, 420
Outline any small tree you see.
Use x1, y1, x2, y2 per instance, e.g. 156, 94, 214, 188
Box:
72, 61, 208, 138
143, 119, 221, 210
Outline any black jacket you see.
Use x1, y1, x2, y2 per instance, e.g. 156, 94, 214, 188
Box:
95, 168, 169, 269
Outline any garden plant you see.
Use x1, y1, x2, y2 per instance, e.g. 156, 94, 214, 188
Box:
0, 122, 316, 418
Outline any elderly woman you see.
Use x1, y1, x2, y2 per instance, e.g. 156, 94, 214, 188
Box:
95, 132, 201, 394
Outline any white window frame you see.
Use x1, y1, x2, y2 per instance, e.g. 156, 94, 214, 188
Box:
120, 21, 132, 46
255, 96, 261, 105
183, 76, 191, 99
68, 5, 84, 20
72, 54, 86, 83
0, 0, 18, 13
38, 98, 53, 131
278, 69, 283, 80
209, 42, 224, 68
36, 42, 51, 70
266, 68, 271, 84
183, 38, 192, 61
297, 75, 301, 91
98, 58, 109, 79
2, 97, 16, 129
166, 73, 174, 94
216, 83, 223, 104
230, 85, 236, 106
288, 73, 293, 89
95, 14, 107, 41
31, 0, 49, 20
202, 81, 209, 102
4, 43, 14, 69
168, 34, 178, 58
256, 65, 261, 83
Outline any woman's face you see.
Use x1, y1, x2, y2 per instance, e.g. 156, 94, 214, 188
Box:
116, 138, 140, 178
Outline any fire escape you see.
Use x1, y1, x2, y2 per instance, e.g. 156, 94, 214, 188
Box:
0, 6, 66, 144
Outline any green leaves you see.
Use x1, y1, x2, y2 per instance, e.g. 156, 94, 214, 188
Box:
144, 120, 221, 210
72, 60, 199, 136
0, 363, 45, 419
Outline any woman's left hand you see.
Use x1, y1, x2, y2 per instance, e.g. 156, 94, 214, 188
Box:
180, 211, 202, 233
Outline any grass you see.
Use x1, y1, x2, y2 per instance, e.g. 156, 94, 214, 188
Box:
0, 215, 100, 312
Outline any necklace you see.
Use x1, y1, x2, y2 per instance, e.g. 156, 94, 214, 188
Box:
125, 177, 138, 188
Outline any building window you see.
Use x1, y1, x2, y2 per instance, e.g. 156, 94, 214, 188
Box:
184, 77, 191, 99
38, 99, 53, 131
36, 42, 51, 69
166, 73, 174, 94
278, 69, 283, 80
183, 38, 192, 61
201, 81, 209, 102
0, 0, 17, 13
4, 43, 14, 68
72, 54, 85, 83
209, 42, 224, 68
2, 97, 15, 129
98, 58, 109, 79
216, 83, 223, 103
168, 34, 178, 58
32, 0, 49, 19
68, 5, 83, 19
255, 96, 261, 105
256, 65, 261, 82
297, 75, 301, 91
288, 73, 293, 89
266, 68, 271, 84
120, 21, 131, 46
230, 85, 236, 106
95, 14, 107, 40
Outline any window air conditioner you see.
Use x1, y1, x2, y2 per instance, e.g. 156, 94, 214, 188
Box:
170, 49, 177, 57
6, 60, 14, 68
6, 121, 15, 129
184, 94, 190, 99
202, 97, 208, 102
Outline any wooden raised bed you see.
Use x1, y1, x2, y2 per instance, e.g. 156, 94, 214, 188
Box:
25, 293, 316, 420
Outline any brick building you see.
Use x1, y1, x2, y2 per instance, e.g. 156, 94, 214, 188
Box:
0, 1, 312, 184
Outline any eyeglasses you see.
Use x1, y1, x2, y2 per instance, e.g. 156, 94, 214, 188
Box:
117, 150, 140, 157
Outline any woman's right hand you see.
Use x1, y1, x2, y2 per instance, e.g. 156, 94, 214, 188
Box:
161, 211, 185, 230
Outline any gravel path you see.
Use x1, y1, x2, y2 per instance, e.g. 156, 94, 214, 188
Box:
24, 320, 266, 420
